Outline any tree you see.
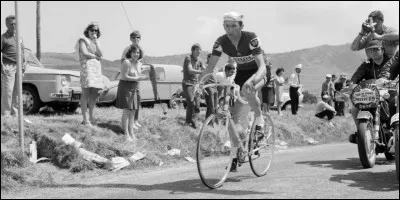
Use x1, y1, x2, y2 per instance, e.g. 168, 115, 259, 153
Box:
36, 1, 41, 60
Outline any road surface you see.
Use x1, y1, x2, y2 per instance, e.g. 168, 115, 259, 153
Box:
4, 143, 399, 199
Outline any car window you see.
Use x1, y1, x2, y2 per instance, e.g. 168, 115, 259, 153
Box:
24, 49, 45, 68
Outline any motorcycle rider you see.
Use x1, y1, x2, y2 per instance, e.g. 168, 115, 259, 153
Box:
348, 39, 392, 144
378, 49, 399, 117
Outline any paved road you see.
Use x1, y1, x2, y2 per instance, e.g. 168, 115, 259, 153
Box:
4, 143, 399, 199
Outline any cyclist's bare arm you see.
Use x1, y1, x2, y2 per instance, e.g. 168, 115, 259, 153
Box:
252, 54, 267, 84
200, 55, 220, 80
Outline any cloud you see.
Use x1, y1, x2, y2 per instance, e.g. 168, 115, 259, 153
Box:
196, 16, 219, 37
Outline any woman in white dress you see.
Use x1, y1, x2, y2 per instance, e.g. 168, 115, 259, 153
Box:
274, 68, 288, 116
75, 22, 104, 126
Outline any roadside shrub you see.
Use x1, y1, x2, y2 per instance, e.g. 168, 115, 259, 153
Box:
302, 90, 318, 104
69, 156, 96, 173
53, 144, 79, 169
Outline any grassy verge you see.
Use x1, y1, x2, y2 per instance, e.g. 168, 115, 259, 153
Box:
1, 103, 355, 191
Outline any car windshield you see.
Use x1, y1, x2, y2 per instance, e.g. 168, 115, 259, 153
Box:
24, 49, 45, 68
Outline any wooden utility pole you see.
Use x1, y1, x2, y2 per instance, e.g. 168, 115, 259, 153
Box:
15, 1, 25, 166
36, 1, 41, 60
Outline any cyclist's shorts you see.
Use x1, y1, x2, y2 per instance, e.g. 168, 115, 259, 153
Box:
234, 68, 258, 89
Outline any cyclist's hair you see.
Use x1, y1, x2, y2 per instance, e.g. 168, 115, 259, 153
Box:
276, 68, 284, 75
125, 44, 143, 60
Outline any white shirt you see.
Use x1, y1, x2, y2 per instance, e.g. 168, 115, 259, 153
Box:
315, 101, 336, 114
215, 72, 235, 85
289, 72, 301, 88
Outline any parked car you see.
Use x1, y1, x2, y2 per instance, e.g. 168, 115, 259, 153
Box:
98, 64, 184, 108
20, 49, 85, 114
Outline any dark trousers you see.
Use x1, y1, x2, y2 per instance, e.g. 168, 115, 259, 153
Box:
315, 110, 335, 120
334, 101, 345, 116
205, 87, 217, 120
289, 87, 300, 115
182, 83, 198, 124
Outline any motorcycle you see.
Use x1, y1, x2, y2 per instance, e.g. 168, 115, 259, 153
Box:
349, 79, 398, 168
391, 80, 399, 181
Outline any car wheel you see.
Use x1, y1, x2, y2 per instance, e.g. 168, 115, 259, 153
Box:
169, 95, 179, 109
22, 85, 41, 114
67, 103, 79, 113
281, 101, 291, 111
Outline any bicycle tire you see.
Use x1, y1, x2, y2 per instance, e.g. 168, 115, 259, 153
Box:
196, 114, 232, 189
249, 113, 276, 177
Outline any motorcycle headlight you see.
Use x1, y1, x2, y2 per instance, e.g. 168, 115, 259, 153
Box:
383, 93, 390, 100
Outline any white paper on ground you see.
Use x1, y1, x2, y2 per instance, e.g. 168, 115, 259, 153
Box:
111, 157, 130, 172
129, 152, 146, 162
167, 149, 181, 156
185, 157, 196, 163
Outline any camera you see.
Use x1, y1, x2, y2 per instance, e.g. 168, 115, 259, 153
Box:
362, 18, 375, 34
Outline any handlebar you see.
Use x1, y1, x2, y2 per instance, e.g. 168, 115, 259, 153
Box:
193, 73, 248, 105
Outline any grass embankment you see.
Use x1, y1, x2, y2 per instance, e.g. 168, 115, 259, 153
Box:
1, 103, 355, 191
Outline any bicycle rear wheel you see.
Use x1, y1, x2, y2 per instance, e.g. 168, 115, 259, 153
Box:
197, 114, 232, 189
249, 113, 276, 177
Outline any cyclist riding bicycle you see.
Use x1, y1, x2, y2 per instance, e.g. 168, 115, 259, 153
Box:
200, 11, 271, 172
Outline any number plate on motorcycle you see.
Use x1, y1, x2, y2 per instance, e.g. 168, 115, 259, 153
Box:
351, 82, 380, 108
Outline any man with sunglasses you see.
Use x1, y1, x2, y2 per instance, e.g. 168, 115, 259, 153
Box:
1, 15, 26, 117
121, 31, 143, 62
348, 40, 391, 144
351, 10, 399, 58
200, 11, 268, 172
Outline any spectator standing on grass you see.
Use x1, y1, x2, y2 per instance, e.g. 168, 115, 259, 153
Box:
121, 30, 144, 129
315, 94, 336, 127
204, 53, 218, 122
182, 43, 205, 129
261, 75, 275, 114
334, 73, 347, 116
321, 74, 335, 106
288, 64, 303, 115
116, 45, 148, 142
75, 22, 104, 127
274, 67, 288, 116
1, 15, 27, 117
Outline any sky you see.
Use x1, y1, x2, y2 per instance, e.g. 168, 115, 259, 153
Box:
1, 1, 399, 60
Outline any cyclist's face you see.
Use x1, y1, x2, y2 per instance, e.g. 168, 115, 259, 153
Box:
223, 21, 243, 38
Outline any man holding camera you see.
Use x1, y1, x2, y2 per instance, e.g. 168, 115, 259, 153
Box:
351, 10, 399, 58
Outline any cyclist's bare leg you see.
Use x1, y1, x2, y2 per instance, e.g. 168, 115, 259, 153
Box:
243, 90, 263, 125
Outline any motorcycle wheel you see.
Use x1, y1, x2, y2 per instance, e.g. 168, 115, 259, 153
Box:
357, 121, 376, 168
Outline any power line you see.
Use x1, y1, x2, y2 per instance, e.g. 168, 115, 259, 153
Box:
120, 1, 134, 32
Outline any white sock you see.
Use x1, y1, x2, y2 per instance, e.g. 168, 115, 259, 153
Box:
255, 116, 264, 127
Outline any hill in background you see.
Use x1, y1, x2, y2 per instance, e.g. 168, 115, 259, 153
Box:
40, 43, 367, 95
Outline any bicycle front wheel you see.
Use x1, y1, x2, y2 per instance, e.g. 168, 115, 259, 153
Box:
197, 113, 232, 189
249, 113, 276, 177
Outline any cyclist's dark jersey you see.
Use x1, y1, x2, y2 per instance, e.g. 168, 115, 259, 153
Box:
212, 31, 270, 88
212, 31, 262, 71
